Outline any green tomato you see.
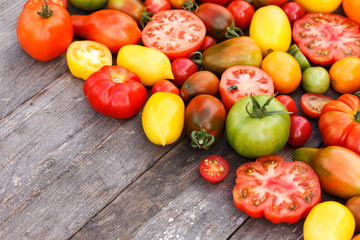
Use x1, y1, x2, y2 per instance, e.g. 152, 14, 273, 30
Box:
301, 67, 330, 94
226, 95, 290, 158
69, 0, 109, 10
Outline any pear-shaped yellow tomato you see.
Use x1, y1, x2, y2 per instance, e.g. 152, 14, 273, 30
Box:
293, 0, 342, 13
117, 45, 174, 86
250, 5, 291, 57
303, 201, 355, 240
142, 92, 185, 146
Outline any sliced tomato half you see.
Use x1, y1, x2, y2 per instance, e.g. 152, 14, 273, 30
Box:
300, 93, 334, 119
292, 13, 360, 65
199, 155, 229, 183
219, 65, 274, 111
142, 9, 206, 60
233, 155, 321, 224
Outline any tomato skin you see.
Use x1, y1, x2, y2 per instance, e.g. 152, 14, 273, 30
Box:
83, 65, 147, 119
202, 36, 263, 77
293, 0, 342, 13
144, 0, 171, 13
199, 155, 229, 183
185, 95, 227, 149
301, 67, 330, 94
300, 93, 334, 119
343, 0, 360, 25
281, 2, 305, 27
71, 10, 141, 54
346, 196, 360, 233
151, 80, 180, 96
171, 58, 198, 87
251, 0, 288, 9
199, 35, 217, 52
294, 146, 360, 199
169, 0, 194, 8
319, 93, 360, 155
69, 0, 108, 10
233, 155, 321, 223
24, 0, 68, 9
329, 57, 360, 94
275, 95, 297, 117
287, 116, 311, 147
107, 0, 145, 24
198, 0, 232, 6
227, 0, 255, 30
16, 2, 73, 62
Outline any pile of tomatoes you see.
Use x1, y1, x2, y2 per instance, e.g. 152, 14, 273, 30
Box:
16, 0, 360, 239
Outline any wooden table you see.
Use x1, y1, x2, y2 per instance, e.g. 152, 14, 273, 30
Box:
0, 2, 349, 240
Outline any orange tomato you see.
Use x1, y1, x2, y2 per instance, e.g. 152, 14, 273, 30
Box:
353, 234, 360, 240
343, 0, 360, 25
169, 0, 194, 8
329, 56, 360, 94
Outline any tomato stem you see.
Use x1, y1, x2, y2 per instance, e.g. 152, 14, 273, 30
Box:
183, 0, 198, 12
191, 129, 215, 150
354, 110, 360, 123
225, 17, 244, 39
228, 86, 238, 92
140, 6, 154, 29
245, 93, 291, 118
188, 51, 203, 70
37, 0, 53, 19
355, 91, 360, 99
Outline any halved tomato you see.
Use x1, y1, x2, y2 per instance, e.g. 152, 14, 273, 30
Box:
233, 155, 321, 224
199, 155, 229, 183
142, 9, 206, 60
219, 65, 274, 111
300, 93, 334, 119
292, 13, 360, 65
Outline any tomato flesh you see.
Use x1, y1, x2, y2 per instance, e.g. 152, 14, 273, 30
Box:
300, 93, 334, 118
199, 155, 229, 183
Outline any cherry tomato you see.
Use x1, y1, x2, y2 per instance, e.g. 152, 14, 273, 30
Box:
24, 0, 68, 9
275, 95, 297, 117
171, 57, 198, 87
287, 116, 312, 147
293, 13, 360, 65
281, 2, 305, 27
219, 65, 274, 111
151, 79, 180, 96
343, 0, 360, 25
301, 67, 330, 94
144, 0, 171, 14
200, 35, 217, 52
329, 56, 360, 94
199, 155, 229, 183
300, 93, 334, 119
233, 155, 321, 223
227, 0, 255, 30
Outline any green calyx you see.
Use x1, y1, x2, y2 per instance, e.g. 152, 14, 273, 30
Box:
245, 93, 291, 118
191, 129, 215, 150
183, 0, 198, 12
37, 0, 53, 19
188, 51, 203, 70
225, 17, 244, 39
140, 6, 154, 29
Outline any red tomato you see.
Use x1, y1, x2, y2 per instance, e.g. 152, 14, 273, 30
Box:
171, 57, 198, 87
233, 155, 321, 224
287, 116, 312, 147
219, 65, 274, 111
200, 35, 217, 52
281, 2, 305, 27
16, 1, 73, 62
71, 10, 141, 54
144, 0, 171, 13
83, 65, 147, 119
251, 0, 288, 9
142, 10, 206, 60
300, 93, 334, 119
275, 95, 297, 117
197, 0, 232, 6
24, 0, 68, 9
227, 0, 255, 30
151, 79, 180, 95
199, 155, 229, 183
293, 13, 360, 65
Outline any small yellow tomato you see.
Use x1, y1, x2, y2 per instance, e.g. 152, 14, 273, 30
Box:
66, 40, 112, 80
142, 92, 185, 146
304, 201, 355, 240
117, 44, 174, 86
249, 5, 291, 57
261, 51, 302, 94
294, 0, 342, 13
329, 56, 360, 94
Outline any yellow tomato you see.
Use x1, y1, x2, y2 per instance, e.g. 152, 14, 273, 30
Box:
117, 44, 174, 86
304, 201, 355, 240
249, 5, 291, 57
329, 56, 360, 94
66, 40, 112, 80
294, 0, 342, 13
261, 51, 302, 94
142, 92, 185, 146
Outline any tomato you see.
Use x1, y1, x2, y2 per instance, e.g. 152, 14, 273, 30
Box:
169, 0, 194, 8
294, 146, 360, 199
281, 2, 305, 27
180, 71, 219, 102
354, 235, 360, 240
292, 13, 360, 66
219, 65, 274, 111
142, 92, 185, 146
107, 0, 145, 25
304, 201, 355, 240
329, 57, 360, 94
226, 94, 290, 158
199, 155, 229, 183
71, 10, 141, 54
24, 0, 68, 9
117, 44, 174, 87
151, 80, 180, 96
346, 196, 360, 233
301, 67, 330, 94
16, 1, 73, 62
171, 57, 198, 87
83, 65, 147, 119
68, 0, 107, 10
250, 0, 288, 9
343, 0, 360, 25
227, 0, 255, 30
319, 93, 360, 155
300, 93, 334, 119
185, 95, 227, 149
194, 3, 233, 42
199, 35, 217, 52
144, 0, 171, 13
249, 5, 291, 57
275, 95, 297, 117
287, 116, 311, 147
261, 51, 302, 94
233, 155, 321, 223
201, 36, 263, 77
198, 0, 232, 6
293, 0, 342, 13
